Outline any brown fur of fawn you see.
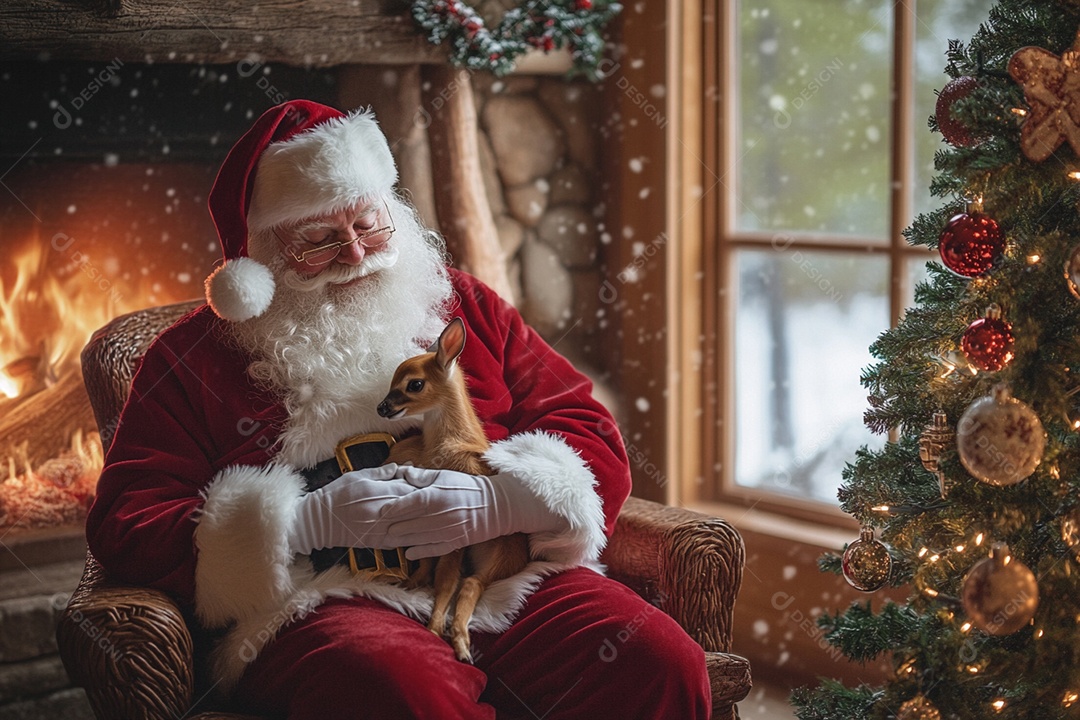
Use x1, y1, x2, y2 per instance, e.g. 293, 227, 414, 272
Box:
376, 318, 529, 661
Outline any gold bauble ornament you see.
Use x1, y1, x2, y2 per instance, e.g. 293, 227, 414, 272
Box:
897, 694, 942, 720
841, 527, 892, 592
1065, 244, 1080, 299
961, 542, 1039, 635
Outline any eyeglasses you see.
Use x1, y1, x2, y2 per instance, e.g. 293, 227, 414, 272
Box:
273, 201, 396, 266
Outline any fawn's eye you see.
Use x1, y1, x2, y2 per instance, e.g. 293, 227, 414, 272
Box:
406, 379, 425, 393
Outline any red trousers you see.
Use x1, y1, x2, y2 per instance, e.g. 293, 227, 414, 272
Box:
232, 568, 711, 719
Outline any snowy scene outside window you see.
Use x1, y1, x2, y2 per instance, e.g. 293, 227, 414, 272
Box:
727, 0, 984, 507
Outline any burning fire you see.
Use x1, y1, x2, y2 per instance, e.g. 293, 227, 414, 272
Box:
1, 233, 137, 533
0, 234, 126, 399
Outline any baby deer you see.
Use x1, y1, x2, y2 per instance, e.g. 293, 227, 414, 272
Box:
376, 317, 529, 661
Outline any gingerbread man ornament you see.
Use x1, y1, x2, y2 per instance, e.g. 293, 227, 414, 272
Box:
1009, 30, 1080, 162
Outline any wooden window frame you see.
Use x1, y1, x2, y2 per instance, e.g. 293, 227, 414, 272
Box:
684, 1, 937, 525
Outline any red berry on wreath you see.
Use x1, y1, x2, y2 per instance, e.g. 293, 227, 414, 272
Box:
938, 210, 1004, 277
577, 0, 594, 9
962, 304, 1014, 372
542, 36, 555, 51
936, 76, 983, 148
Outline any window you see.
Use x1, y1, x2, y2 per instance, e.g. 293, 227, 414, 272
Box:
702, 0, 985, 519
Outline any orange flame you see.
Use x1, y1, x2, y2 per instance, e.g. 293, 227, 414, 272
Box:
0, 232, 131, 399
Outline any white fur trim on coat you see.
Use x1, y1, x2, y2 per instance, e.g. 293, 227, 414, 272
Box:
247, 109, 398, 233
204, 256, 276, 322
484, 430, 607, 568
194, 464, 304, 626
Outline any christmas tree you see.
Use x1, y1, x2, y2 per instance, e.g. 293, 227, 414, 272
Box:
792, 2, 1080, 718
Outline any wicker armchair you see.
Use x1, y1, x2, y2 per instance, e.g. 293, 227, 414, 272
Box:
57, 301, 752, 719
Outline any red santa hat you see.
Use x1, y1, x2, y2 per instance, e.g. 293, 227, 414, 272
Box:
204, 100, 398, 322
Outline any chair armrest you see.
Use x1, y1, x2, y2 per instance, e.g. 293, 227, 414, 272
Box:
57, 553, 196, 720
705, 651, 753, 708
604, 496, 745, 653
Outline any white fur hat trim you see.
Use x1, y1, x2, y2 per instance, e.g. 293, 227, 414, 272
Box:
205, 256, 276, 322
246, 109, 398, 234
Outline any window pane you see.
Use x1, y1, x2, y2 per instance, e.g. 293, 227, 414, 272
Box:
737, 0, 892, 238
733, 249, 888, 504
912, 0, 987, 219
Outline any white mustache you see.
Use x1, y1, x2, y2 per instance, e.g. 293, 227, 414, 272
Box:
280, 246, 401, 293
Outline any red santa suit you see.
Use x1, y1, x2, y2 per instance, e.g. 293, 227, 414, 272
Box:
85, 101, 710, 719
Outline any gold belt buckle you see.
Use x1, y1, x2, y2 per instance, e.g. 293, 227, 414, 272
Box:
334, 432, 409, 582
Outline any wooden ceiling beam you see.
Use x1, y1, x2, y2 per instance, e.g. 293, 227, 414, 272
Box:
1, 0, 443, 67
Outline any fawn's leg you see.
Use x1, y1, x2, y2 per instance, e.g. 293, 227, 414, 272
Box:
428, 549, 464, 636
449, 535, 530, 662
449, 575, 485, 662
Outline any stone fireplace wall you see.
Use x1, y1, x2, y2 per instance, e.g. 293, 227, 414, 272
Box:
473, 74, 607, 370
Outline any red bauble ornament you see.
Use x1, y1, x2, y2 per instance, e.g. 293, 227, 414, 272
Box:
936, 76, 982, 148
962, 304, 1014, 371
938, 211, 1004, 277
577, 0, 594, 9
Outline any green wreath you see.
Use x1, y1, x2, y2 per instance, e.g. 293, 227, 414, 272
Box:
412, 1, 622, 80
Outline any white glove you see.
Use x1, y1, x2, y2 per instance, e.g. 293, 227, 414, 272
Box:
378, 467, 565, 560
288, 463, 418, 555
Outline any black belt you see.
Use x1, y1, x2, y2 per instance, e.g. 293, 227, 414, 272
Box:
302, 432, 412, 581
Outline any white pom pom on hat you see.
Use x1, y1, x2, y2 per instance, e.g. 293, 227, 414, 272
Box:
204, 257, 276, 323
204, 100, 398, 322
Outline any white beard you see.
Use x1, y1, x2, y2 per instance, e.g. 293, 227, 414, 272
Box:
228, 195, 454, 467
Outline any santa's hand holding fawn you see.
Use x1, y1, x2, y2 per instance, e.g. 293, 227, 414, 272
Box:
287, 463, 415, 555
379, 466, 565, 560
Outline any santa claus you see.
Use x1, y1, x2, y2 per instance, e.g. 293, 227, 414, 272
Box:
86, 100, 709, 719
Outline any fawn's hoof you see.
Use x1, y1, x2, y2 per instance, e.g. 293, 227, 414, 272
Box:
452, 635, 473, 663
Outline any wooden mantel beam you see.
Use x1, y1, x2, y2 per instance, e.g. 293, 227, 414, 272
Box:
0, 0, 444, 67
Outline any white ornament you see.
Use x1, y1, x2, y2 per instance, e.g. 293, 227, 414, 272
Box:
956, 384, 1045, 486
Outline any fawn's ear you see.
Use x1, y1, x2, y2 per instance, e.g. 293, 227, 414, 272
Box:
435, 317, 467, 371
